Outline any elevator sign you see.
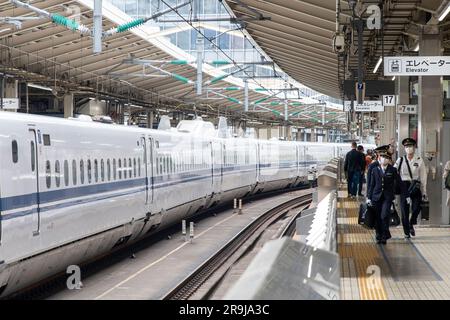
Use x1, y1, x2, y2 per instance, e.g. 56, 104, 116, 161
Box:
384, 56, 450, 76
344, 100, 384, 112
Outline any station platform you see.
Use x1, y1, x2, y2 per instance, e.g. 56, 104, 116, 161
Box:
338, 192, 450, 300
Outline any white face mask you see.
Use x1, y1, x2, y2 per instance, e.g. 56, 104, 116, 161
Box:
379, 157, 388, 166
405, 146, 415, 155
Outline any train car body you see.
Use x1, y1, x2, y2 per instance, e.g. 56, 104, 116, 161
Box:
0, 111, 373, 297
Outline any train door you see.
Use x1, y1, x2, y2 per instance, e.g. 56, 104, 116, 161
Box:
28, 128, 40, 236
211, 141, 222, 194
147, 136, 155, 203
141, 136, 149, 204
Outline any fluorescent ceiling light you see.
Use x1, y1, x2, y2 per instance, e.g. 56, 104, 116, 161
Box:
414, 44, 420, 52
28, 83, 53, 91
0, 28, 11, 34
439, 3, 450, 21
373, 57, 382, 73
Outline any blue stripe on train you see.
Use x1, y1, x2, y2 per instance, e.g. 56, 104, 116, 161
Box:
0, 161, 322, 221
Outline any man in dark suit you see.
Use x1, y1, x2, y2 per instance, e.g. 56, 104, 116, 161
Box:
367, 148, 400, 244
344, 142, 366, 198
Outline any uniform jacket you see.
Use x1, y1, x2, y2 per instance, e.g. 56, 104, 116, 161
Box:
366, 160, 379, 192
394, 154, 427, 195
344, 149, 366, 173
368, 163, 400, 202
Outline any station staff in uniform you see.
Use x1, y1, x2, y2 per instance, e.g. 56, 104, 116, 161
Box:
367, 148, 400, 244
366, 145, 390, 191
394, 138, 427, 238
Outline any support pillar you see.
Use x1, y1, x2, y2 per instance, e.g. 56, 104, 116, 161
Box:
378, 102, 396, 147
4, 79, 18, 112
397, 76, 410, 158
147, 110, 154, 128
418, 30, 444, 224
64, 93, 74, 118
310, 128, 316, 142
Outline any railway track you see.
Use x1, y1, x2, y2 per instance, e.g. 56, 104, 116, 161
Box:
162, 193, 313, 300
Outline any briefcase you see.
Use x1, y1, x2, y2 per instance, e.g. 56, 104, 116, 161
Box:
359, 203, 375, 229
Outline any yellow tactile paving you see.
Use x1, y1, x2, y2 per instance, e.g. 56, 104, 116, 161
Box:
338, 198, 388, 300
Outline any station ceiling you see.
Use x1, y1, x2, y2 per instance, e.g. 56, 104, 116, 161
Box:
0, 0, 347, 128
225, 0, 450, 100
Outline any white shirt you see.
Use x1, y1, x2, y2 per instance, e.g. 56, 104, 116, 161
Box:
394, 154, 427, 195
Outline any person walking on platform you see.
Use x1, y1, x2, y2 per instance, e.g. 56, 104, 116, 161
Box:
366, 145, 389, 196
367, 149, 400, 244
394, 138, 428, 239
357, 145, 366, 196
344, 142, 366, 198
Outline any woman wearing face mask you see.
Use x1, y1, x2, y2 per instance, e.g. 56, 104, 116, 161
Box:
394, 138, 428, 239
367, 147, 400, 244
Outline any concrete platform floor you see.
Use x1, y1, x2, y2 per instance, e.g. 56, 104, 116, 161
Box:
48, 189, 311, 300
338, 194, 450, 300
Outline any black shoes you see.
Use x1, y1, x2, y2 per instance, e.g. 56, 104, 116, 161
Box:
404, 234, 411, 239
410, 225, 416, 237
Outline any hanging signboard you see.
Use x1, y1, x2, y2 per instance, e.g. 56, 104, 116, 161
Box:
397, 104, 418, 114
344, 100, 384, 112
384, 56, 450, 76
0, 98, 19, 110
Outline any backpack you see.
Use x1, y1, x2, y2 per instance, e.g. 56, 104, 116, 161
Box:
445, 173, 450, 191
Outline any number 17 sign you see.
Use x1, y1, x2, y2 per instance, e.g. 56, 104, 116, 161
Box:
383, 95, 396, 107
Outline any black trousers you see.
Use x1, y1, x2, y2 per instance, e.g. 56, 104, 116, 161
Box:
347, 171, 360, 196
358, 172, 364, 195
399, 181, 422, 235
373, 195, 392, 241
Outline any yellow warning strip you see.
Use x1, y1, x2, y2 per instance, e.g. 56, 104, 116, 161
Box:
338, 198, 388, 300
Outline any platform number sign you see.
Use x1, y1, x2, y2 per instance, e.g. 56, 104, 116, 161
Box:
383, 95, 396, 107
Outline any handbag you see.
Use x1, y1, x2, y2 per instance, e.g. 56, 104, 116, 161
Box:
405, 157, 421, 198
389, 203, 400, 226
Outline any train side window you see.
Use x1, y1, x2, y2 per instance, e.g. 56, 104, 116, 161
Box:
55, 160, 61, 187
30, 141, 35, 171
43, 134, 51, 146
80, 160, 85, 184
113, 159, 117, 180
118, 159, 122, 179
124, 158, 127, 179
72, 160, 77, 185
87, 159, 92, 184
128, 158, 132, 178
101, 159, 105, 182
133, 158, 137, 178
138, 158, 141, 177
12, 140, 18, 163
64, 160, 69, 187
94, 159, 98, 183
107, 159, 111, 181
45, 160, 51, 188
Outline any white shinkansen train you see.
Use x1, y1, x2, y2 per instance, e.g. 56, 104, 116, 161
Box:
0, 111, 365, 297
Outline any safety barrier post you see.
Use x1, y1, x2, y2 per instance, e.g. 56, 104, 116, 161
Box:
189, 222, 194, 243
182, 220, 186, 242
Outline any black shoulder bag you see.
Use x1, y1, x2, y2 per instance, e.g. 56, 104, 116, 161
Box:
405, 157, 421, 198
